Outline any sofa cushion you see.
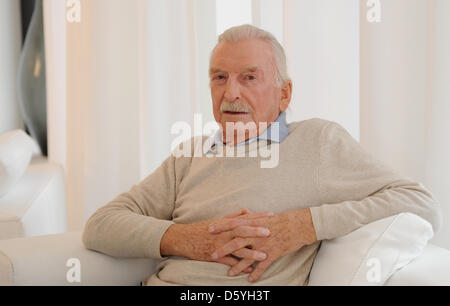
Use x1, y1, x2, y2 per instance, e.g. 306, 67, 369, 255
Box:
308, 213, 434, 286
0, 130, 35, 197
0, 232, 156, 285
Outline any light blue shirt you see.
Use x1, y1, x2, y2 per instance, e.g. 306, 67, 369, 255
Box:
206, 112, 289, 154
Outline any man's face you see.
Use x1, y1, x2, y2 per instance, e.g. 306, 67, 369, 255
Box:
209, 39, 291, 142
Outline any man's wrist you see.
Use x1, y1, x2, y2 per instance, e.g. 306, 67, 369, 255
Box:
160, 223, 185, 257
291, 208, 318, 245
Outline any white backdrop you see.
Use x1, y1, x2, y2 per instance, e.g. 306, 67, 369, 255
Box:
46, 0, 450, 248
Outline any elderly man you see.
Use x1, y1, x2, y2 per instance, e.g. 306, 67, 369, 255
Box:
82, 24, 442, 286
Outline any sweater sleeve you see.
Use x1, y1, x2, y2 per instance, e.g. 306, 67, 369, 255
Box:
82, 155, 179, 259
309, 121, 443, 241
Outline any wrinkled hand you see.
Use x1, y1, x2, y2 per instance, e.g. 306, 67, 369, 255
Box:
208, 209, 317, 282
160, 209, 273, 273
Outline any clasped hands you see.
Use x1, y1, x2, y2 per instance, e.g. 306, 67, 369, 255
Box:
160, 208, 317, 283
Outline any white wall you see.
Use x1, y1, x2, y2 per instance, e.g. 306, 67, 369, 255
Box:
0, 0, 23, 134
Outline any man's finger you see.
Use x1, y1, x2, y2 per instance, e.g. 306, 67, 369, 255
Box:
224, 208, 251, 219
249, 258, 273, 282
227, 258, 255, 277
215, 255, 239, 267
209, 218, 266, 234
243, 267, 254, 273
232, 248, 267, 261
216, 255, 253, 274
236, 211, 274, 220
211, 238, 250, 260
230, 226, 270, 238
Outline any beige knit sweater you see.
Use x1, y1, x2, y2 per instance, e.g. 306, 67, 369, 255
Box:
82, 118, 442, 286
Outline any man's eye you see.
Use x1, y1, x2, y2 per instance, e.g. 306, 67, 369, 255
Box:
246, 75, 256, 80
214, 75, 226, 80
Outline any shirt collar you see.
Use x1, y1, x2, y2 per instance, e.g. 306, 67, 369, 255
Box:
208, 112, 289, 152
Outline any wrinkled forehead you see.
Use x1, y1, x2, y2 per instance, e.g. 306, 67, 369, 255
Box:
210, 39, 276, 74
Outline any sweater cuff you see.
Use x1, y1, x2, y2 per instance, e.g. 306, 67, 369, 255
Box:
146, 219, 175, 259
309, 206, 333, 241
310, 204, 362, 241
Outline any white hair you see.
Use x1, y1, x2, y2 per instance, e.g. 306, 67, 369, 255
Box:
211, 24, 291, 87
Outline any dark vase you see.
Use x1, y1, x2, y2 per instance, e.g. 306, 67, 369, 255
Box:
17, 0, 47, 156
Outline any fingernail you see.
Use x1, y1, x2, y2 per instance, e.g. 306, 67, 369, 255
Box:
260, 228, 270, 236
257, 253, 267, 260
211, 253, 218, 260
266, 212, 274, 216
228, 270, 235, 276
248, 276, 254, 282
209, 226, 215, 233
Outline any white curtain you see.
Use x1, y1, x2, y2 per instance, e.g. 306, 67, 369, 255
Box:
250, 0, 360, 139
426, 0, 450, 249
49, 0, 449, 248
62, 0, 216, 230
43, 0, 66, 168
283, 0, 360, 140
138, 0, 216, 178
65, 0, 142, 230
361, 0, 450, 248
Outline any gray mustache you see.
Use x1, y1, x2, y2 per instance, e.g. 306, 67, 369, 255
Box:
220, 101, 251, 113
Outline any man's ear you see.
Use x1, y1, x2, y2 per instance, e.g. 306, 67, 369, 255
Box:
279, 80, 292, 112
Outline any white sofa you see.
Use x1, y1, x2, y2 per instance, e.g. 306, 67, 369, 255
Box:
0, 129, 67, 240
0, 155, 67, 240
1, 214, 450, 286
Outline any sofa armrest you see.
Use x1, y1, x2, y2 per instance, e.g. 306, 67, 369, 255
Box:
385, 244, 450, 286
0, 232, 157, 285
308, 213, 434, 286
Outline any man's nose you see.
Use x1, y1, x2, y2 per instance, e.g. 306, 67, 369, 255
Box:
224, 77, 241, 101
